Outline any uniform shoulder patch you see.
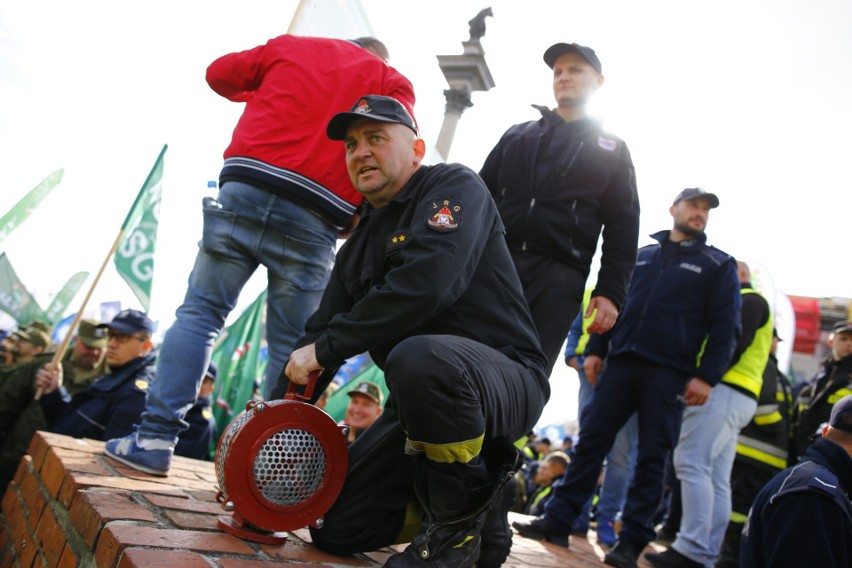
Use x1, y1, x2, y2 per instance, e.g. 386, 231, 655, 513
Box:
597, 136, 617, 151
426, 199, 462, 232
134, 379, 149, 391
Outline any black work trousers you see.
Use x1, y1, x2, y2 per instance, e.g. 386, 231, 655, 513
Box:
510, 251, 586, 377
310, 334, 548, 555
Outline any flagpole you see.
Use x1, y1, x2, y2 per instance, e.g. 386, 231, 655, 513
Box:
33, 229, 125, 400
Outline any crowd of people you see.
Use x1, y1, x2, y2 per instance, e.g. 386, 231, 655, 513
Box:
1, 30, 850, 568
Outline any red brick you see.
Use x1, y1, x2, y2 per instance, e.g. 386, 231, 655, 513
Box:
186, 489, 218, 502
56, 472, 188, 504
34, 505, 65, 567
95, 524, 256, 567
40, 448, 67, 499
116, 549, 211, 568
69, 490, 157, 549
12, 454, 32, 487
218, 560, 318, 568
57, 544, 79, 568
18, 470, 47, 532
264, 535, 374, 566
142, 494, 222, 515
27, 433, 53, 473
109, 464, 217, 493
36, 432, 103, 454
161, 510, 219, 531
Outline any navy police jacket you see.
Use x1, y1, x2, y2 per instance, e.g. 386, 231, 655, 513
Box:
45, 354, 156, 441
176, 395, 216, 461
587, 230, 741, 385
740, 438, 852, 568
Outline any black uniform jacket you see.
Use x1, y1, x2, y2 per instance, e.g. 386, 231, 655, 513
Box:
275, 163, 548, 401
741, 438, 852, 568
479, 107, 639, 308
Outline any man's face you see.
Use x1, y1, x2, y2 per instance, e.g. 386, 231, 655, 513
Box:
15, 339, 41, 360
552, 52, 603, 108
198, 376, 215, 399
105, 328, 150, 367
344, 120, 424, 208
532, 459, 566, 486
345, 393, 381, 431
829, 331, 852, 361
671, 197, 712, 238
71, 340, 106, 371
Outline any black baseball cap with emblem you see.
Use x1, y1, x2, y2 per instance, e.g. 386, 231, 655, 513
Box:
543, 42, 602, 74
672, 187, 720, 209
327, 95, 418, 140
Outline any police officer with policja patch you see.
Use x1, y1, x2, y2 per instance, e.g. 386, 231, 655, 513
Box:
271, 94, 549, 568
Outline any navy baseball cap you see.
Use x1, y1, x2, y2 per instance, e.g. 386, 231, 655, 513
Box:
543, 42, 602, 74
832, 321, 852, 335
673, 187, 720, 209
829, 394, 852, 433
327, 95, 418, 140
99, 309, 154, 335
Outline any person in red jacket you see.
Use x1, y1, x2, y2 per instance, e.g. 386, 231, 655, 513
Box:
105, 35, 416, 477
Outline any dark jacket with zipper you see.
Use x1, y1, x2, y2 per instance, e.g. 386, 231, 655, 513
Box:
586, 231, 741, 386
792, 354, 852, 459
478, 107, 639, 308
271, 163, 548, 401
44, 354, 156, 441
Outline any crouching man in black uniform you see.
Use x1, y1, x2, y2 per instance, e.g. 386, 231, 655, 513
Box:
270, 95, 549, 568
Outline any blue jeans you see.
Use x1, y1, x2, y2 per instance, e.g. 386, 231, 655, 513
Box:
672, 384, 756, 567
597, 412, 638, 523
138, 181, 337, 442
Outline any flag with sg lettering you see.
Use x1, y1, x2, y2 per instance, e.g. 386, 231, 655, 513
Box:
114, 145, 167, 311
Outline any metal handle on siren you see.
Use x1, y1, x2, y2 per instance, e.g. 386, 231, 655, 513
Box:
215, 370, 348, 545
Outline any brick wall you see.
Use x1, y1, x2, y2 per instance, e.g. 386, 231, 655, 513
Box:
0, 431, 636, 567
0, 431, 391, 567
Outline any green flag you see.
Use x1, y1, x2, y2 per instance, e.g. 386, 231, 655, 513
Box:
114, 145, 167, 311
210, 289, 268, 443
43, 271, 89, 325
0, 252, 46, 324
0, 169, 64, 246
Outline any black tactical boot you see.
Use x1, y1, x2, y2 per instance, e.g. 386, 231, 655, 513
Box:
476, 438, 522, 568
385, 454, 504, 568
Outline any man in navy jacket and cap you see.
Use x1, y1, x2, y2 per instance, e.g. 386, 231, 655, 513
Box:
43, 309, 157, 444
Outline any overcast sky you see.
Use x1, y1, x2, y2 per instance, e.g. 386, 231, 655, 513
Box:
2, 0, 850, 423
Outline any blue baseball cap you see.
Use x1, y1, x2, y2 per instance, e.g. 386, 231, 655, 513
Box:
98, 309, 154, 335
829, 394, 852, 433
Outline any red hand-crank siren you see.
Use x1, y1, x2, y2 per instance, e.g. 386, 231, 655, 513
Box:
215, 372, 348, 544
